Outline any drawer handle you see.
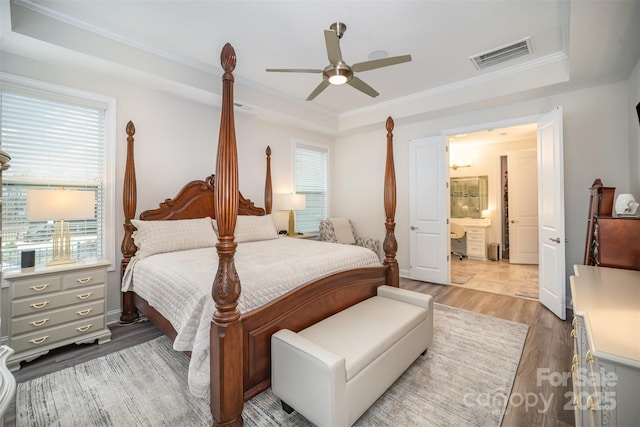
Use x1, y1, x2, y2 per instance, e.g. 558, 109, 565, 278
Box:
76, 277, 92, 284
30, 301, 50, 309
585, 350, 594, 363
76, 324, 93, 332
572, 317, 578, 326
76, 292, 93, 300
570, 362, 577, 373
29, 336, 49, 345
572, 395, 579, 407
570, 329, 577, 338
76, 308, 93, 316
30, 284, 50, 292
587, 394, 596, 411
29, 318, 50, 327
571, 354, 578, 364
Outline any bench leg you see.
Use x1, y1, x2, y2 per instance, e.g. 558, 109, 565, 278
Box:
281, 401, 294, 414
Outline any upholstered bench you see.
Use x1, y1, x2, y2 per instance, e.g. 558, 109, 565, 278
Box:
271, 285, 433, 427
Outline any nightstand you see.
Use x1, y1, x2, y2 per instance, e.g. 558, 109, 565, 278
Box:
4, 259, 112, 371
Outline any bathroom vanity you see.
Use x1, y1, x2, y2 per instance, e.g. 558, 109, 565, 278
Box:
450, 218, 491, 260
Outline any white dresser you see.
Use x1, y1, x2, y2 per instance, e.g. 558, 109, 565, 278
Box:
569, 265, 640, 427
4, 259, 112, 371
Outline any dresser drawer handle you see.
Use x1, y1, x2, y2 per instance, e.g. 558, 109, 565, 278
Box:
76, 277, 92, 284
30, 284, 50, 292
587, 394, 596, 411
30, 301, 50, 309
76, 324, 93, 332
29, 336, 49, 345
585, 350, 594, 363
572, 317, 578, 326
76, 292, 93, 300
76, 308, 93, 316
570, 329, 577, 337
571, 354, 578, 364
29, 318, 50, 327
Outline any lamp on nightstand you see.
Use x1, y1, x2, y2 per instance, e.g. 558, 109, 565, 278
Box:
27, 188, 95, 265
275, 193, 306, 236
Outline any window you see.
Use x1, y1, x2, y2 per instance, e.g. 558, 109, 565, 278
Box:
294, 141, 328, 233
1, 75, 115, 271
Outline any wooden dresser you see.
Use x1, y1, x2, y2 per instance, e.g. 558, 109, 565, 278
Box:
570, 265, 640, 427
584, 179, 640, 270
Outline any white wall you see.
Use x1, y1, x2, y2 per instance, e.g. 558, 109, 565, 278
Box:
0, 52, 333, 322
334, 81, 631, 288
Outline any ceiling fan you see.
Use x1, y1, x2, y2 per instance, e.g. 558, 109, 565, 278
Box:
266, 22, 412, 101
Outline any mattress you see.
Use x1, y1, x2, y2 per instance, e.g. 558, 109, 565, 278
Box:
122, 236, 381, 397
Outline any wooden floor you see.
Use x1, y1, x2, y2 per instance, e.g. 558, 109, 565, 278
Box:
6, 282, 575, 427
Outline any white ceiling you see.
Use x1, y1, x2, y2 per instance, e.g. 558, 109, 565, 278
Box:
1, 0, 639, 135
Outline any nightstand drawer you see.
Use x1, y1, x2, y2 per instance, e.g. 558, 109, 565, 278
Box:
11, 276, 63, 299
63, 267, 106, 289
11, 285, 105, 317
10, 300, 105, 335
10, 315, 105, 353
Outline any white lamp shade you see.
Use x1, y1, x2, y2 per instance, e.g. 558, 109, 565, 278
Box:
275, 193, 306, 211
614, 193, 636, 215
27, 189, 95, 221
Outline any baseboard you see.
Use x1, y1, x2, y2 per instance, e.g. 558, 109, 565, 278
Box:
107, 309, 123, 325
400, 269, 410, 278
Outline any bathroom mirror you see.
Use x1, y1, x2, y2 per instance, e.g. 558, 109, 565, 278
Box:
451, 176, 488, 218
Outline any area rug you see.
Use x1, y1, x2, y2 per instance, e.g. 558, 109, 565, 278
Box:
17, 304, 528, 427
451, 272, 475, 284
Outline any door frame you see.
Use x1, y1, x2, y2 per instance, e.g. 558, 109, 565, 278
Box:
442, 111, 562, 293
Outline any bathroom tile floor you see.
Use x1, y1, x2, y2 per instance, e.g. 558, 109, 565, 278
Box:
450, 257, 539, 299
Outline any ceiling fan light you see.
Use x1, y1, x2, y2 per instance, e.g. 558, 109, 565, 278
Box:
328, 74, 348, 85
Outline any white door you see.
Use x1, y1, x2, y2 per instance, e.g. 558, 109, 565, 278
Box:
508, 150, 539, 264
409, 136, 449, 284
538, 107, 566, 320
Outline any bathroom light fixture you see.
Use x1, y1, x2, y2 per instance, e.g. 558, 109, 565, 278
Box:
450, 160, 472, 170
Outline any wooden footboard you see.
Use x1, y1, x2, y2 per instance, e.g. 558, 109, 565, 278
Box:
120, 43, 398, 427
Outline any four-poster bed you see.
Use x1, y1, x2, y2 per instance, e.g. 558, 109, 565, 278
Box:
120, 43, 399, 426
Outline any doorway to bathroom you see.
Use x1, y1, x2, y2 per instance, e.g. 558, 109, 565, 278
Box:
448, 123, 540, 299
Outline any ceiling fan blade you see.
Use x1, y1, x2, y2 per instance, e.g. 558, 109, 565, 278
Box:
347, 76, 379, 98
306, 80, 331, 101
324, 29, 343, 64
266, 68, 323, 73
351, 55, 412, 73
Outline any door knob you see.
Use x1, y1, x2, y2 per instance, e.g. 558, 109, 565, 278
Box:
549, 237, 561, 243
410, 226, 418, 230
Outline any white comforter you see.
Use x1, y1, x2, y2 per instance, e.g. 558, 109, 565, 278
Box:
122, 236, 381, 397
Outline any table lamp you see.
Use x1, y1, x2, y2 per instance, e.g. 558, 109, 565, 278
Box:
276, 193, 306, 236
27, 188, 95, 265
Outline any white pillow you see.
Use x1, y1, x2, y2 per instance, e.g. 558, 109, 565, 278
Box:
131, 217, 216, 258
212, 214, 278, 243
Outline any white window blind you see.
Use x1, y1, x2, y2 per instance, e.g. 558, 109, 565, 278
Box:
1, 86, 107, 271
294, 143, 328, 233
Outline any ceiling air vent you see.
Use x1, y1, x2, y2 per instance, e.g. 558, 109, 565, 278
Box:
469, 37, 533, 70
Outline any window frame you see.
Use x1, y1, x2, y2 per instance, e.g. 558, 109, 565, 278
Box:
292, 139, 330, 234
0, 72, 116, 272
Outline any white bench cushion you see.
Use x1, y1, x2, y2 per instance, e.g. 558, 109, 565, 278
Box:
298, 296, 427, 381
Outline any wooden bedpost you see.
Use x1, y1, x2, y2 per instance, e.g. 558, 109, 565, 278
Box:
383, 117, 399, 287
210, 43, 244, 427
265, 146, 272, 214
121, 121, 139, 323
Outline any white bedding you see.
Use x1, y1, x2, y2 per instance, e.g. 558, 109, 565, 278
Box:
122, 236, 381, 398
